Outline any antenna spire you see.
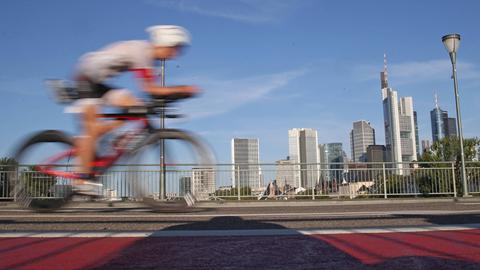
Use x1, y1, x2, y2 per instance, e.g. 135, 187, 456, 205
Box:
384, 53, 388, 73
381, 53, 389, 89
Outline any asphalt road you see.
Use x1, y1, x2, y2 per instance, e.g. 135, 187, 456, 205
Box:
1, 200, 480, 231
1, 199, 480, 269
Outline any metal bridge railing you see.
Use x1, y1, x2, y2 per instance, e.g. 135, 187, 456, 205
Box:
0, 162, 476, 201
466, 162, 480, 195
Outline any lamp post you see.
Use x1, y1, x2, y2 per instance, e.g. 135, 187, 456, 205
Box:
159, 59, 166, 200
442, 33, 468, 197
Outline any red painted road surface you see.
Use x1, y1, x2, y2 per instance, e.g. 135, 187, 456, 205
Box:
313, 229, 480, 265
1, 229, 480, 269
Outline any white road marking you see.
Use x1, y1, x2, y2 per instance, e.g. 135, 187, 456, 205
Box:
0, 209, 480, 219
458, 202, 480, 205
0, 224, 479, 238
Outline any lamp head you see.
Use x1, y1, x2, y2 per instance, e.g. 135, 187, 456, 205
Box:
442, 33, 461, 54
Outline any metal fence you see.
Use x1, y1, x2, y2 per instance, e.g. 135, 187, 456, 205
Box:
1, 162, 480, 201
466, 162, 480, 195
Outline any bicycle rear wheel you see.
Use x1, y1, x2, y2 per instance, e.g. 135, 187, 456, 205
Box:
126, 129, 215, 209
13, 130, 76, 210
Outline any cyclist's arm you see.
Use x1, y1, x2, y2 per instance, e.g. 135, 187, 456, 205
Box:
141, 80, 197, 97
131, 68, 198, 97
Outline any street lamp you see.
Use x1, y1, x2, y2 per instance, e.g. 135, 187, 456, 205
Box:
442, 33, 468, 197
159, 59, 166, 200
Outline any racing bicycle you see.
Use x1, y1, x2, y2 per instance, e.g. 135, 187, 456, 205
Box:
12, 81, 215, 211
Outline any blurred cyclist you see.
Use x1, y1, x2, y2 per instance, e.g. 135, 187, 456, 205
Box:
59, 25, 197, 195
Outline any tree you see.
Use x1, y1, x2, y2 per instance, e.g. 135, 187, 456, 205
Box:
419, 136, 480, 196
421, 136, 479, 162
0, 157, 18, 198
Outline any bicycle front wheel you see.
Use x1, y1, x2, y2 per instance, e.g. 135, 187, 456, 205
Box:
126, 129, 215, 207
13, 130, 76, 210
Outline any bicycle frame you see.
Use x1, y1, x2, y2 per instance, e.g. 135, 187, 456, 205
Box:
35, 114, 152, 180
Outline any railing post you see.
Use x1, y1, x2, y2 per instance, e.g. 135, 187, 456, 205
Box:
237, 166, 241, 201
452, 162, 457, 198
13, 164, 19, 202
312, 165, 315, 200
383, 163, 387, 199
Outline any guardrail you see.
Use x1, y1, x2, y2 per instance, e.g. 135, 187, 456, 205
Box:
1, 162, 479, 201
466, 162, 480, 195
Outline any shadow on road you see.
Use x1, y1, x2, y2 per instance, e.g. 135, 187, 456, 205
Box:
2, 212, 479, 229
91, 216, 480, 270
2, 207, 480, 269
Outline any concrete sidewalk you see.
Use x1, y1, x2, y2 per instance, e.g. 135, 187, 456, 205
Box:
1, 197, 478, 209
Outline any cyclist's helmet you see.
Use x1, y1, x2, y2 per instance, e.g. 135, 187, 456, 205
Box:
146, 25, 191, 47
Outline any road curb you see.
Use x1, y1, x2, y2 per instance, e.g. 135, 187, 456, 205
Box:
196, 198, 469, 208
1, 197, 479, 209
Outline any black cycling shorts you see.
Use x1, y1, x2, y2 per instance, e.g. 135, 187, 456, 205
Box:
76, 78, 115, 99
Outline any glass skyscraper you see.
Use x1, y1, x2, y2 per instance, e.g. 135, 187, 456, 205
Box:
430, 94, 457, 143
325, 143, 345, 181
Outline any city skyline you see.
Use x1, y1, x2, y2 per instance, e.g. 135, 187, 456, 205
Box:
227, 64, 466, 165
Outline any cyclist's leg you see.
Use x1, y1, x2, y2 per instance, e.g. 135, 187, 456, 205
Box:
72, 80, 124, 173
102, 88, 144, 107
76, 88, 142, 172
96, 89, 144, 141
75, 101, 127, 174
73, 100, 123, 197
95, 89, 144, 146
75, 101, 100, 175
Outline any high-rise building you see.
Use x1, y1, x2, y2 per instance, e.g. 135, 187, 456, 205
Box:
381, 71, 402, 164
191, 167, 215, 200
325, 143, 345, 181
399, 97, 417, 162
275, 157, 295, 188
231, 138, 260, 188
366, 145, 386, 179
431, 94, 448, 143
350, 120, 376, 162
179, 176, 192, 196
366, 145, 386, 163
430, 94, 457, 142
414, 111, 420, 158
288, 128, 319, 188
318, 144, 328, 182
325, 143, 346, 163
447, 118, 457, 137
381, 54, 418, 170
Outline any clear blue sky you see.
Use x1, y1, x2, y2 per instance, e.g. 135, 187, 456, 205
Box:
1, 0, 480, 163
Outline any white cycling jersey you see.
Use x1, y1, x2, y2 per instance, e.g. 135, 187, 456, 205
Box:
76, 40, 154, 83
